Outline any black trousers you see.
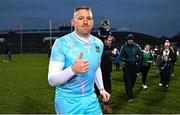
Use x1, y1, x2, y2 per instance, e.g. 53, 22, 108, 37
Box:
115, 63, 120, 71
123, 66, 137, 100
160, 68, 171, 87
103, 72, 111, 93
140, 66, 150, 85
94, 72, 111, 95
171, 62, 175, 75
159, 62, 171, 87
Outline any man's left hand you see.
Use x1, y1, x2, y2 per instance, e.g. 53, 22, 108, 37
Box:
100, 89, 110, 102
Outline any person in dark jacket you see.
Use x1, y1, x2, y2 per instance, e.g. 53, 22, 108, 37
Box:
158, 41, 174, 89
101, 35, 116, 97
119, 34, 142, 102
98, 19, 112, 42
101, 35, 116, 113
3, 43, 12, 62
95, 35, 116, 113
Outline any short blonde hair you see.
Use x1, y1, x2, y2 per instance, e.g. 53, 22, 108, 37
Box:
73, 6, 92, 18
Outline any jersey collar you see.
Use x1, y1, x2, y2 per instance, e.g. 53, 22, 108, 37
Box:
72, 31, 92, 44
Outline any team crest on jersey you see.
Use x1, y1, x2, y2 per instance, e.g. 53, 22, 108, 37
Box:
95, 46, 100, 53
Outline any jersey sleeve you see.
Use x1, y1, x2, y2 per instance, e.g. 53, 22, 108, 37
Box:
50, 39, 65, 62
48, 38, 76, 86
94, 65, 104, 90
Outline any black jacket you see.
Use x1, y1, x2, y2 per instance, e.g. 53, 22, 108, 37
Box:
101, 45, 113, 73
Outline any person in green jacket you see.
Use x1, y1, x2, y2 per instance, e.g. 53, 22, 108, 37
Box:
139, 44, 153, 89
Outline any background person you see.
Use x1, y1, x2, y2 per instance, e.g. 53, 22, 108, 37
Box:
98, 19, 112, 42
139, 44, 153, 89
114, 48, 121, 71
100, 35, 116, 113
158, 42, 174, 89
119, 34, 142, 102
3, 43, 12, 62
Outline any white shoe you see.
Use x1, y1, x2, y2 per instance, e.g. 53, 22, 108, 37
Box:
159, 83, 163, 87
156, 70, 159, 73
171, 74, 174, 77
142, 84, 148, 89
128, 99, 134, 103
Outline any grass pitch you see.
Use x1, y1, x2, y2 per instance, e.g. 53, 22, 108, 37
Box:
0, 54, 179, 114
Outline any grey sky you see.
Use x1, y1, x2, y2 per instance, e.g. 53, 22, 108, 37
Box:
0, 0, 180, 37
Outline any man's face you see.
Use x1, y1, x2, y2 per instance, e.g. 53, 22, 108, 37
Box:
127, 39, 133, 45
104, 36, 113, 47
73, 9, 93, 37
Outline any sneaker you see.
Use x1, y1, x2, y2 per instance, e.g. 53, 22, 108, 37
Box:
166, 85, 169, 87
159, 83, 163, 87
171, 74, 174, 77
156, 70, 159, 73
142, 84, 148, 89
128, 99, 134, 103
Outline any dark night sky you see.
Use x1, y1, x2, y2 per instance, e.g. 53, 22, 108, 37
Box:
0, 0, 180, 37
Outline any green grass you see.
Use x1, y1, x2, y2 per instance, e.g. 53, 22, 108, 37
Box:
111, 58, 180, 114
0, 54, 54, 114
0, 54, 180, 114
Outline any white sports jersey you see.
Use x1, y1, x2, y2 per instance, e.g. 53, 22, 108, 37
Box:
50, 32, 104, 97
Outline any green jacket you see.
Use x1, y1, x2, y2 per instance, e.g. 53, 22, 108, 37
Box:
141, 50, 153, 67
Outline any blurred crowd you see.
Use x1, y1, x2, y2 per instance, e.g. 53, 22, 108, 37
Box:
96, 19, 179, 113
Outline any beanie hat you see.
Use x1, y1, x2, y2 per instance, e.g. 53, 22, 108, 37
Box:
127, 34, 134, 40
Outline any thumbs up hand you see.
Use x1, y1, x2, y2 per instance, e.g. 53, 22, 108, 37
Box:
71, 52, 89, 74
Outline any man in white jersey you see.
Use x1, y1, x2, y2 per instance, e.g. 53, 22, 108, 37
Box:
48, 6, 110, 114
